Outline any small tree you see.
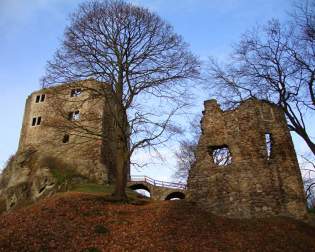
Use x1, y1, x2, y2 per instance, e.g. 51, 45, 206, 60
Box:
173, 115, 201, 183
300, 154, 315, 207
41, 0, 200, 200
208, 0, 315, 156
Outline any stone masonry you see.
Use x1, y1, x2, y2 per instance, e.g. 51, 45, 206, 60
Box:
128, 176, 186, 200
18, 79, 128, 183
0, 80, 132, 211
187, 99, 307, 219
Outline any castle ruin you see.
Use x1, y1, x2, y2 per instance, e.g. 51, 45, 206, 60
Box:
187, 99, 307, 219
0, 80, 133, 211
1, 81, 308, 218
18, 79, 128, 183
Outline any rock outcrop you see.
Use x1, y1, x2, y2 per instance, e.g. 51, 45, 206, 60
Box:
0, 147, 104, 213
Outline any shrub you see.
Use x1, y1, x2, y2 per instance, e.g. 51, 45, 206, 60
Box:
94, 224, 109, 235
0, 154, 16, 189
308, 206, 315, 214
4, 154, 15, 168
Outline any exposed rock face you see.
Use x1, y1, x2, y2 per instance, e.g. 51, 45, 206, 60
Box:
0, 147, 102, 213
187, 99, 307, 219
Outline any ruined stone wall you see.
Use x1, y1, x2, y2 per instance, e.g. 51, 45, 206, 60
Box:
17, 80, 119, 183
187, 99, 307, 219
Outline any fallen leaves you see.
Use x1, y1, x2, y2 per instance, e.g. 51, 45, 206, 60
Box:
0, 192, 314, 251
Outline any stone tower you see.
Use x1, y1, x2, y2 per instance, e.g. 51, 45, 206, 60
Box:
187, 99, 306, 219
18, 79, 129, 183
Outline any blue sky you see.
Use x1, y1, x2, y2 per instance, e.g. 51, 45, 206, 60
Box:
1, 0, 312, 180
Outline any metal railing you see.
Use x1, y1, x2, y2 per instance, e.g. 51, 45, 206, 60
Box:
129, 175, 187, 190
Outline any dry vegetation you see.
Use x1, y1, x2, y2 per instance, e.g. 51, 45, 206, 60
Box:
0, 188, 315, 251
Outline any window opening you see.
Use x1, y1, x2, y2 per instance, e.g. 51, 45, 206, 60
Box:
31, 116, 42, 126
62, 134, 70, 143
35, 95, 40, 103
35, 94, 45, 103
32, 117, 36, 126
208, 145, 232, 166
70, 88, 82, 97
265, 133, 272, 160
69, 110, 80, 121
37, 116, 41, 125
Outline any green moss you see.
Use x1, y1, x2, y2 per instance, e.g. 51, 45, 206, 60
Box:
70, 183, 114, 193
40, 156, 87, 186
50, 167, 78, 185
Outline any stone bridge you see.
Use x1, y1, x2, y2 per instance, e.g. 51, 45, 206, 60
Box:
128, 176, 186, 200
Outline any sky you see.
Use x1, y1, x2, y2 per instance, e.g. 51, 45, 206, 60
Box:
0, 0, 313, 181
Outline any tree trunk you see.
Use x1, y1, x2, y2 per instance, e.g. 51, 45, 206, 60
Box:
111, 142, 128, 201
111, 90, 129, 201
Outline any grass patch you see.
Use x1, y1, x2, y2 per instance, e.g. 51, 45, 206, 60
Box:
70, 183, 151, 205
70, 183, 114, 194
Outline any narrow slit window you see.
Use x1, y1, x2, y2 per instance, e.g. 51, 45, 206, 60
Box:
40, 94, 45, 102
32, 117, 36, 126
208, 145, 232, 166
35, 95, 40, 103
265, 133, 272, 160
68, 112, 73, 120
62, 134, 70, 143
37, 116, 41, 125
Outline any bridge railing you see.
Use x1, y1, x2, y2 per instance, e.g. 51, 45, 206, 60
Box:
130, 175, 187, 190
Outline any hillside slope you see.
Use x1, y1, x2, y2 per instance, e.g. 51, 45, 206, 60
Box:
0, 191, 315, 252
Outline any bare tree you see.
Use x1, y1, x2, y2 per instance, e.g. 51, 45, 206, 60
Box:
208, 0, 315, 156
173, 115, 201, 183
300, 154, 315, 206
41, 0, 199, 200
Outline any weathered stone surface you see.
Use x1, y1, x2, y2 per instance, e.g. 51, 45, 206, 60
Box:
0, 80, 127, 212
0, 147, 98, 212
187, 99, 307, 219
18, 80, 112, 184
